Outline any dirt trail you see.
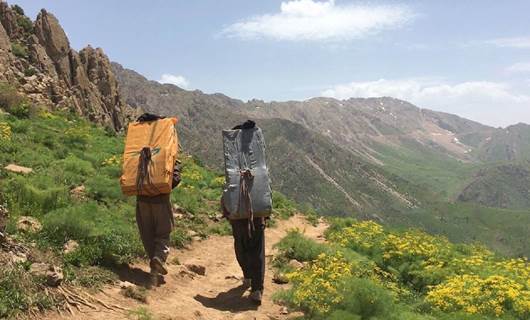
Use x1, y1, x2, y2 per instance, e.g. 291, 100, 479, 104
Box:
42, 215, 327, 320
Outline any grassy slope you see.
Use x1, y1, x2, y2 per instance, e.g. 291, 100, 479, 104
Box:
0, 110, 297, 318
458, 161, 530, 210
372, 139, 477, 200
273, 220, 530, 320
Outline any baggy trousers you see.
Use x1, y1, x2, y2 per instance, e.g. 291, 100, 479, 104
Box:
231, 217, 265, 292
136, 194, 174, 262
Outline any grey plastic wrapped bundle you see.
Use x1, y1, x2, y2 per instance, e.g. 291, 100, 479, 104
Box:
222, 126, 272, 220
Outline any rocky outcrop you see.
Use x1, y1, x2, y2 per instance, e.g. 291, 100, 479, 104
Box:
0, 2, 138, 130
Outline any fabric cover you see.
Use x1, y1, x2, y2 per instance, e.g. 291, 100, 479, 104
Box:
120, 118, 179, 196
222, 127, 272, 219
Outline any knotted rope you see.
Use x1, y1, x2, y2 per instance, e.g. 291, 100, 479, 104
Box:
238, 169, 255, 237
136, 147, 153, 193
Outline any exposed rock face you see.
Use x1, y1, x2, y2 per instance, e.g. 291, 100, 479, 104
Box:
0, 3, 138, 130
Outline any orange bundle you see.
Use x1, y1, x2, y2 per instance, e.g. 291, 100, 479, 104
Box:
120, 118, 179, 196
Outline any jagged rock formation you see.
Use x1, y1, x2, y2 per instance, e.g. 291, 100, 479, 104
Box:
0, 2, 137, 130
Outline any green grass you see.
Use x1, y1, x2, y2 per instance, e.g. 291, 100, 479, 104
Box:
0, 109, 224, 317
0, 106, 301, 318
372, 139, 477, 200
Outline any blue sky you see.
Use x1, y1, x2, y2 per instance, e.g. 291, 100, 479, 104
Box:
11, 0, 530, 127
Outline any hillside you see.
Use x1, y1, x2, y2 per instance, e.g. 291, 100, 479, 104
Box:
273, 220, 530, 320
112, 63, 422, 216
458, 161, 530, 209
475, 123, 530, 162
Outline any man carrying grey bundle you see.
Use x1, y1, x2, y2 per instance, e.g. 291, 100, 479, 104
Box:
221, 120, 273, 305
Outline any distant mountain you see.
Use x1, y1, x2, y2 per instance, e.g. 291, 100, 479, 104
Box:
474, 123, 530, 162
458, 161, 530, 209
112, 63, 420, 215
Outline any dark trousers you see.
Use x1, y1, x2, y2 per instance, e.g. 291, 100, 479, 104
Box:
231, 218, 265, 292
136, 194, 174, 262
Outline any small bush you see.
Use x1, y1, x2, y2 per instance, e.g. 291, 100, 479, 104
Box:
11, 4, 25, 15
11, 42, 28, 58
24, 67, 37, 77
208, 219, 232, 236
127, 307, 155, 320
0, 83, 24, 111
273, 191, 298, 220
331, 278, 396, 320
170, 227, 191, 249
0, 266, 55, 318
16, 15, 33, 33
121, 286, 148, 303
41, 203, 142, 266
274, 230, 328, 262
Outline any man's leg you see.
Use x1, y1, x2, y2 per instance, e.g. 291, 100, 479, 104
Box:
152, 194, 173, 263
136, 199, 155, 260
231, 219, 251, 281
248, 218, 266, 294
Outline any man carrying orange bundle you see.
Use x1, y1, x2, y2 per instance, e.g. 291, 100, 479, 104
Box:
120, 113, 181, 285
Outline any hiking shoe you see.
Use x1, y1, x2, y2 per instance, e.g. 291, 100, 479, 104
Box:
249, 290, 262, 305
242, 278, 252, 289
150, 256, 168, 275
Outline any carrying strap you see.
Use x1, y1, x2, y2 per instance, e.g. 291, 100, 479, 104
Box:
238, 169, 255, 238
136, 147, 160, 194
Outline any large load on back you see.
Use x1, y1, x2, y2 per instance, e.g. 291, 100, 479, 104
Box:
120, 117, 179, 196
222, 121, 272, 220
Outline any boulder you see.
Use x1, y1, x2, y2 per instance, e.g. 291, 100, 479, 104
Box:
29, 263, 64, 287
185, 263, 206, 276
70, 185, 86, 200
5, 164, 33, 174
288, 259, 304, 270
63, 239, 79, 254
8, 251, 27, 264
272, 271, 289, 284
118, 281, 136, 289
16, 216, 42, 233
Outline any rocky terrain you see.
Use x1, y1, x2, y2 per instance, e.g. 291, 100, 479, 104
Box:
0, 3, 137, 130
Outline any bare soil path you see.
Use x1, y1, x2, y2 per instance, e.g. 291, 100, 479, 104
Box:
42, 215, 327, 320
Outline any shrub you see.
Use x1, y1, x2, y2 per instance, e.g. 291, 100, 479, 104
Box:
41, 203, 142, 266
273, 191, 298, 220
51, 155, 95, 186
426, 274, 530, 318
85, 174, 124, 202
332, 278, 397, 320
4, 175, 69, 216
16, 15, 33, 33
0, 122, 11, 140
11, 42, 28, 58
0, 266, 54, 318
23, 67, 37, 77
0, 83, 24, 110
11, 4, 25, 15
63, 127, 90, 149
170, 227, 191, 249
274, 230, 328, 262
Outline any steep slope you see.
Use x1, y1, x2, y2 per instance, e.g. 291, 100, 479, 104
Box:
0, 2, 136, 130
458, 161, 530, 209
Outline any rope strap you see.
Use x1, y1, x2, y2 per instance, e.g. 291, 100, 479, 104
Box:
238, 169, 255, 238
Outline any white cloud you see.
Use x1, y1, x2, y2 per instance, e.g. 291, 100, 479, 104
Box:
322, 79, 530, 127
222, 0, 414, 41
505, 62, 530, 74
158, 74, 190, 89
484, 37, 530, 48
